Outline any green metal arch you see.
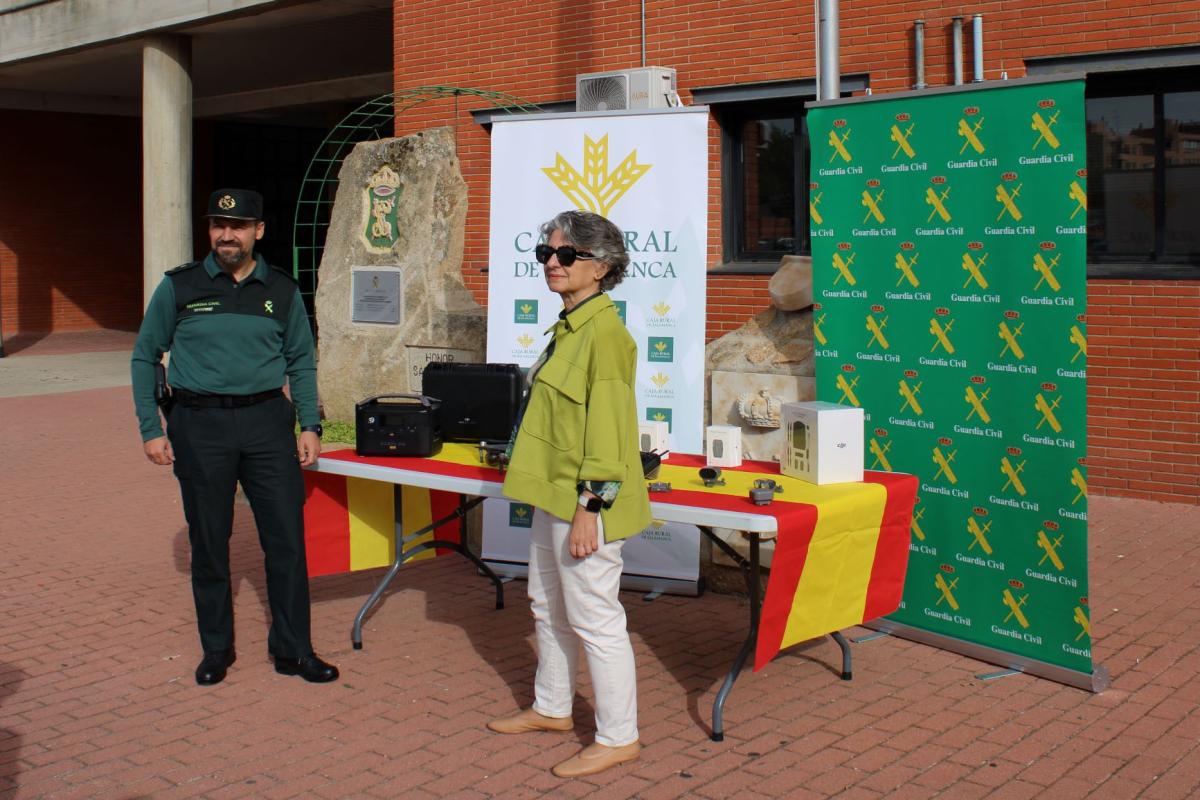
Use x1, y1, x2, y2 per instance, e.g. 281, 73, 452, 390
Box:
291, 86, 542, 322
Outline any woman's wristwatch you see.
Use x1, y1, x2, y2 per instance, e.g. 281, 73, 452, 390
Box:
577, 494, 603, 513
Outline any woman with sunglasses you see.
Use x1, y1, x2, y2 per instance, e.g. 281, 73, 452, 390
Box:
491, 210, 651, 778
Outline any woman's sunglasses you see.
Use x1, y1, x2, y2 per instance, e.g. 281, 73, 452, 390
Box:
534, 244, 598, 267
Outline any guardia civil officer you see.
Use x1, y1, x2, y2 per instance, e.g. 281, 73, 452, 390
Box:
131, 188, 338, 686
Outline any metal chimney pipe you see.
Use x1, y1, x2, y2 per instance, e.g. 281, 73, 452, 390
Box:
952, 16, 964, 85
914, 20, 927, 89
819, 0, 840, 100
972, 13, 984, 82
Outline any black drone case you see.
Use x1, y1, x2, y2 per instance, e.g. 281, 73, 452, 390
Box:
422, 362, 522, 443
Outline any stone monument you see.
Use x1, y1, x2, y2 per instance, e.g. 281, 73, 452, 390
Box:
314, 127, 485, 422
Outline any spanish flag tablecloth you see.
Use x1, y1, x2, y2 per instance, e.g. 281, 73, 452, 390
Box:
302, 445, 917, 671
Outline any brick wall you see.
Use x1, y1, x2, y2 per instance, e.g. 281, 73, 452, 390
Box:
394, 0, 1199, 502
0, 110, 143, 335
1088, 280, 1200, 504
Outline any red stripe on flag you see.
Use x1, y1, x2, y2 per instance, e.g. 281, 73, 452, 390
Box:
860, 471, 919, 621
754, 502, 820, 671
303, 471, 351, 577
430, 490, 462, 554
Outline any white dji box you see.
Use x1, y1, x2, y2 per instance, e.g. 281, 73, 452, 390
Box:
638, 420, 671, 457
705, 425, 743, 467
780, 401, 864, 484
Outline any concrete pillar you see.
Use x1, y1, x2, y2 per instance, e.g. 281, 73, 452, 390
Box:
142, 34, 192, 308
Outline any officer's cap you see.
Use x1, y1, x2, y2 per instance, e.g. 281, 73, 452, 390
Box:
204, 188, 263, 221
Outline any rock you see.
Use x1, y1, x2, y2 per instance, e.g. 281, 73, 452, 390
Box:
768, 254, 813, 311
314, 128, 485, 422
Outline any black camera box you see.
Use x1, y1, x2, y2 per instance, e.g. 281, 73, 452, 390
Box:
422, 362, 522, 443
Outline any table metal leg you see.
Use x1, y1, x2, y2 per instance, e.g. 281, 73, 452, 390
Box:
701, 528, 761, 743
830, 630, 853, 680
351, 496, 499, 649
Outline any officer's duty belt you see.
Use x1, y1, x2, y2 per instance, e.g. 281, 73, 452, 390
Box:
174, 388, 283, 408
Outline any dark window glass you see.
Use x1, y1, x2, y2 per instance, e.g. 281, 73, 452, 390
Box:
720, 101, 810, 265
741, 117, 796, 256
1164, 91, 1200, 259
1086, 95, 1155, 259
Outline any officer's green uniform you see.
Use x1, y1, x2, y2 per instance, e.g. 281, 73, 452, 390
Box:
131, 249, 319, 659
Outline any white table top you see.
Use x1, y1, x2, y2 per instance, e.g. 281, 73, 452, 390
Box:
307, 454, 779, 534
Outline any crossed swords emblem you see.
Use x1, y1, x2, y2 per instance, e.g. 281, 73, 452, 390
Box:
895, 252, 919, 288
1001, 456, 1027, 496
925, 186, 952, 223
832, 252, 857, 286
1069, 325, 1087, 364
836, 373, 860, 407
935, 572, 959, 610
891, 123, 915, 158
869, 438, 892, 471
1068, 180, 1088, 220
957, 117, 985, 154
962, 252, 988, 289
862, 189, 886, 224
866, 314, 889, 349
967, 517, 993, 555
898, 379, 922, 415
1035, 393, 1063, 433
1037, 529, 1065, 571
1033, 252, 1062, 292
810, 191, 824, 226
910, 506, 926, 541
1032, 109, 1061, 149
1002, 588, 1030, 629
1070, 467, 1087, 505
929, 318, 955, 354
964, 386, 991, 424
1074, 606, 1091, 641
998, 321, 1024, 359
996, 183, 1023, 222
932, 446, 957, 483
828, 128, 852, 163
814, 313, 828, 346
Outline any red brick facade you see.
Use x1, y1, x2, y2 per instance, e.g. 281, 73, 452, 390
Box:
392, 0, 1199, 503
0, 110, 144, 334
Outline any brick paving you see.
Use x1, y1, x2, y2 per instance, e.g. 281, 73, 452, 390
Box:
1, 339, 1198, 799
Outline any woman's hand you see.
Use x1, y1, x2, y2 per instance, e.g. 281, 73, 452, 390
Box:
569, 505, 601, 559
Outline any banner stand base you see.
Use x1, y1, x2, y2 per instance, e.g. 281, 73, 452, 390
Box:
482, 559, 704, 598
864, 618, 1111, 693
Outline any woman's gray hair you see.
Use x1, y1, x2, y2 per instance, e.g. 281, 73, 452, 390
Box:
540, 210, 631, 292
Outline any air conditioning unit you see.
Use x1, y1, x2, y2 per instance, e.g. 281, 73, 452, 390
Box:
576, 67, 678, 112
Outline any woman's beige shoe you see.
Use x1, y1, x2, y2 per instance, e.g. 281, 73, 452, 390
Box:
486, 708, 574, 734
551, 740, 642, 778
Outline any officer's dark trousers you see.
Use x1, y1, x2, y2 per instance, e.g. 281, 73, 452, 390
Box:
166, 396, 312, 658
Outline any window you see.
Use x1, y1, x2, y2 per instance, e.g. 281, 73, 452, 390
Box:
719, 100, 811, 265
1087, 68, 1200, 268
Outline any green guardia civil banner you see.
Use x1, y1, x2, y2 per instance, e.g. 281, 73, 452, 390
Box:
809, 79, 1100, 687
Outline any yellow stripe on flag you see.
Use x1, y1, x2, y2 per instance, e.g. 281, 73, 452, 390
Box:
347, 476, 394, 570
781, 485, 887, 646
401, 485, 436, 562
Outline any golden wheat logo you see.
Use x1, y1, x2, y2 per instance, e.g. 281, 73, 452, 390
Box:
651, 411, 668, 422
514, 506, 529, 519
650, 372, 670, 388
517, 334, 534, 348
653, 340, 668, 354
652, 301, 671, 316
542, 134, 651, 216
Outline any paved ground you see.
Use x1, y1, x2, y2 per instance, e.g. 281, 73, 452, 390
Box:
1, 332, 1198, 799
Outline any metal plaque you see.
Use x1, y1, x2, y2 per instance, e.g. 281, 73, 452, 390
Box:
351, 268, 402, 324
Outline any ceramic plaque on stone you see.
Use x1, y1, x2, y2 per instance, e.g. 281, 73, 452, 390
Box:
351, 268, 402, 324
